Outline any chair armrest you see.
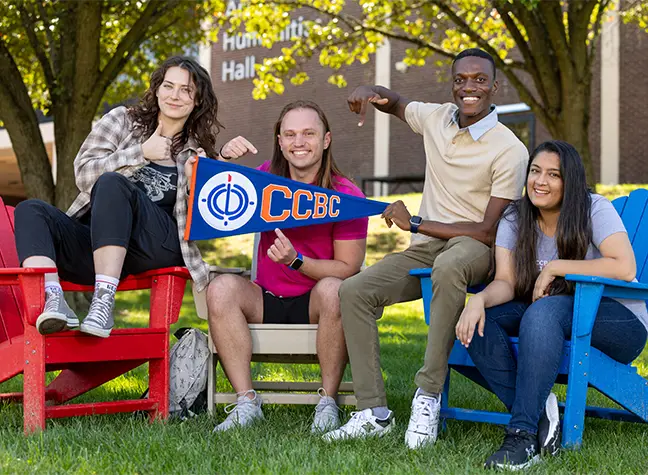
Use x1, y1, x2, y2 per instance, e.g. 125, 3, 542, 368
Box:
0, 267, 57, 275
0, 268, 56, 289
409, 268, 432, 278
566, 274, 648, 338
565, 274, 648, 301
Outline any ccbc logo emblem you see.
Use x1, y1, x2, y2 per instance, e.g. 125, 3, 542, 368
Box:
198, 172, 257, 231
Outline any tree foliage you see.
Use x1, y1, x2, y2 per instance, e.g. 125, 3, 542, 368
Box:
222, 0, 646, 182
622, 0, 648, 32
0, 0, 224, 208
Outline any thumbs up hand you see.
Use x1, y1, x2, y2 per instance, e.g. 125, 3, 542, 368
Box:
142, 122, 172, 162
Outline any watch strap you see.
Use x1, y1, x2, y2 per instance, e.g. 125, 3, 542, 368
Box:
410, 216, 422, 234
288, 252, 304, 270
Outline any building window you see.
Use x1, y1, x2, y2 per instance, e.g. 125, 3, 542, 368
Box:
496, 103, 536, 151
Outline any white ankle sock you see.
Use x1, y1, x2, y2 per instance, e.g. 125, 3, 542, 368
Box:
44, 281, 62, 293
95, 274, 119, 292
371, 406, 390, 419
415, 388, 440, 400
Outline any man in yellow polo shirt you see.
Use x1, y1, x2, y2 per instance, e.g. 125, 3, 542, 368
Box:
324, 48, 529, 448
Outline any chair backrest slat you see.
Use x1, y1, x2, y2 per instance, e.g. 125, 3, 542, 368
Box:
616, 189, 648, 243
0, 199, 25, 344
612, 195, 627, 216
615, 190, 648, 284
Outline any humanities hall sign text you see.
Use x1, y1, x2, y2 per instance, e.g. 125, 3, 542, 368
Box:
220, 1, 308, 83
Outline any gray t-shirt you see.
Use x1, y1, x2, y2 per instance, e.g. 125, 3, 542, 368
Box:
496, 194, 648, 331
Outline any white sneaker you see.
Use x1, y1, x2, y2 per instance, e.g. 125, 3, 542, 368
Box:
405, 391, 441, 449
322, 408, 394, 441
311, 388, 341, 433
213, 390, 264, 432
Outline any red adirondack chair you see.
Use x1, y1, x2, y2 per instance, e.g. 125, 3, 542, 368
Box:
0, 197, 191, 433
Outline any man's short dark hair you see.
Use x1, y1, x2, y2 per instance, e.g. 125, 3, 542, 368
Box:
452, 48, 496, 80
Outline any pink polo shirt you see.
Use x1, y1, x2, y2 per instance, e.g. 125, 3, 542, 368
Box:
254, 161, 368, 297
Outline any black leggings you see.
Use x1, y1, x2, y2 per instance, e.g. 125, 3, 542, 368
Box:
14, 172, 184, 285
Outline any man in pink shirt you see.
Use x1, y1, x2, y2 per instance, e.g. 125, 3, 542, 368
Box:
206, 100, 368, 433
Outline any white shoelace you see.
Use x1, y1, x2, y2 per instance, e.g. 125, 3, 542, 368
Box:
44, 289, 62, 313
86, 291, 114, 326
410, 396, 439, 431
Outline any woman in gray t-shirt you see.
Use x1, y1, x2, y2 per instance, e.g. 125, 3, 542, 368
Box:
454, 140, 647, 470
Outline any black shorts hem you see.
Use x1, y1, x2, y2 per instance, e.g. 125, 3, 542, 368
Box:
262, 289, 311, 325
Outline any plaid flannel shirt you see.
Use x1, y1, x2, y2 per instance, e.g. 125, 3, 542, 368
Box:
66, 106, 212, 291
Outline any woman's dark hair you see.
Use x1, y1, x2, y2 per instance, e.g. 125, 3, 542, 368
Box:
505, 140, 592, 300
128, 56, 222, 158
270, 100, 350, 189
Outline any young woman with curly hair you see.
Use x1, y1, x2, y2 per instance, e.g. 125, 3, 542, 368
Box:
15, 56, 222, 338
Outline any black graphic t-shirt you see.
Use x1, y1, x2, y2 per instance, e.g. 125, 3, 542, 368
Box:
130, 162, 178, 217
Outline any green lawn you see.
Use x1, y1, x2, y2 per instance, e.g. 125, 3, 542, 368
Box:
1, 186, 647, 474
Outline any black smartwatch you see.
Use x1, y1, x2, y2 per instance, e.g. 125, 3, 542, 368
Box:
288, 252, 304, 270
410, 215, 423, 234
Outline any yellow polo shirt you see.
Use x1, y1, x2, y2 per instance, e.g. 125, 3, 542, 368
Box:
405, 102, 528, 244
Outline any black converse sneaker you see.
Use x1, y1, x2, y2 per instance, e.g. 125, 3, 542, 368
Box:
537, 392, 561, 455
485, 428, 540, 470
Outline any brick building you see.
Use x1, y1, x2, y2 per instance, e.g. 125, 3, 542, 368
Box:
1, 9, 646, 202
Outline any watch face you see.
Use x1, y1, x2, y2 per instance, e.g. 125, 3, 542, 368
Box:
411, 216, 422, 224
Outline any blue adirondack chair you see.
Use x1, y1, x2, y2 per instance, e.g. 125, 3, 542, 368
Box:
410, 189, 648, 448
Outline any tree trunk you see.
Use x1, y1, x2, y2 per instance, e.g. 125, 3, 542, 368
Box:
0, 41, 55, 203
53, 109, 96, 211
533, 74, 594, 185
5, 117, 55, 204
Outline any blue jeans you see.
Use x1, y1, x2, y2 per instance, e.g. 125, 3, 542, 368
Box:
466, 296, 647, 434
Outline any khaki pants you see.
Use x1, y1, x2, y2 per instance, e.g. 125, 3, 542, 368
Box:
339, 236, 491, 409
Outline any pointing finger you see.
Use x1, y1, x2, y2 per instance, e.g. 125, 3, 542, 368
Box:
358, 99, 368, 127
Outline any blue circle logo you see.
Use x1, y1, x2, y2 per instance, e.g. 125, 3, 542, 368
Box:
197, 172, 258, 231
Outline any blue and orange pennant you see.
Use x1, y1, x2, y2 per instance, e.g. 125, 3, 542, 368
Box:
184, 157, 388, 240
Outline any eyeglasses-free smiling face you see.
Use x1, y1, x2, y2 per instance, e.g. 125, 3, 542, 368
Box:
156, 66, 197, 122
527, 151, 564, 212
277, 107, 331, 176
451, 56, 498, 128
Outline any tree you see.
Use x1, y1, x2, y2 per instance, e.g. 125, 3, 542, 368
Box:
223, 0, 646, 183
622, 0, 648, 32
0, 0, 223, 209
